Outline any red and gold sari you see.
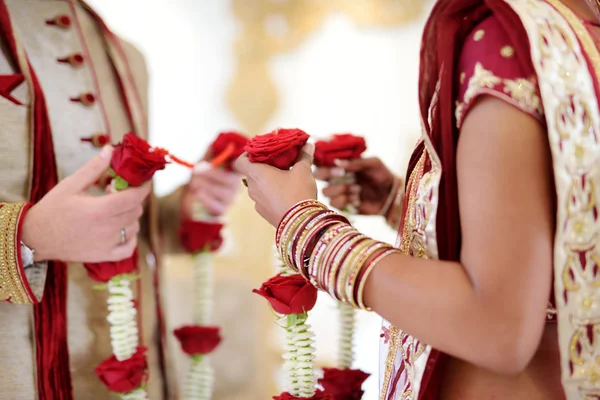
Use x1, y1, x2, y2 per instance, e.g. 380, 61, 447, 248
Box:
380, 0, 600, 398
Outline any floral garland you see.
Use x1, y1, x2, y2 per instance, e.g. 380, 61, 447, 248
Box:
85, 133, 192, 398
174, 131, 248, 400
245, 128, 329, 399
314, 134, 370, 399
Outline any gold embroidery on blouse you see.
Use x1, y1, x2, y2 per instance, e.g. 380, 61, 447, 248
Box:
0, 202, 32, 304
456, 62, 543, 127
503, 77, 543, 114
463, 63, 502, 105
474, 29, 485, 41
501, 45, 515, 58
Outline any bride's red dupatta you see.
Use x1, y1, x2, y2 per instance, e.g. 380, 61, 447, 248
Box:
406, 0, 537, 398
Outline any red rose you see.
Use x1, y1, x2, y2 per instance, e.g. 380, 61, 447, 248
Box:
94, 346, 148, 393
173, 325, 222, 356
84, 251, 138, 283
178, 220, 224, 253
210, 131, 249, 170
273, 390, 332, 399
111, 132, 168, 186
314, 134, 367, 167
253, 274, 318, 315
318, 368, 370, 400
244, 128, 310, 170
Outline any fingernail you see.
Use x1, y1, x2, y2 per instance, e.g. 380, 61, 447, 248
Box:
194, 161, 212, 174
334, 159, 348, 168
99, 145, 112, 160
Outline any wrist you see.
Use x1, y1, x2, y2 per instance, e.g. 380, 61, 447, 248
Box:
21, 206, 49, 262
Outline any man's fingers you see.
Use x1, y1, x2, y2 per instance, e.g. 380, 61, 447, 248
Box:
115, 221, 140, 246
100, 182, 152, 214
108, 237, 138, 262
62, 146, 113, 193
195, 190, 226, 216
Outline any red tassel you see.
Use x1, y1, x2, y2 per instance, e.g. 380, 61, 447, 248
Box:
152, 147, 194, 169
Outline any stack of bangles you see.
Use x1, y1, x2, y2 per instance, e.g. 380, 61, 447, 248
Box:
276, 199, 401, 311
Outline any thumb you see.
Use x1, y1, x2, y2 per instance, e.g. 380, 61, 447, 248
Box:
63, 145, 114, 192
295, 142, 314, 168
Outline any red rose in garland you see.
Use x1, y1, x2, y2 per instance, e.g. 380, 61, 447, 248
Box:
174, 325, 222, 356
95, 346, 148, 393
210, 131, 249, 170
244, 128, 310, 170
253, 273, 318, 315
273, 390, 332, 400
84, 251, 138, 283
314, 134, 367, 167
319, 368, 370, 400
178, 220, 224, 253
111, 132, 169, 186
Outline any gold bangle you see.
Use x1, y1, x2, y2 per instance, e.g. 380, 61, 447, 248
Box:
279, 208, 321, 270
336, 238, 374, 304
309, 224, 353, 288
293, 211, 337, 277
345, 242, 390, 307
276, 200, 327, 246
356, 248, 400, 311
328, 233, 364, 300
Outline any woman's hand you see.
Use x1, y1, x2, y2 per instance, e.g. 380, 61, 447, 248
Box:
314, 157, 396, 215
234, 144, 317, 227
22, 146, 151, 263
180, 163, 242, 218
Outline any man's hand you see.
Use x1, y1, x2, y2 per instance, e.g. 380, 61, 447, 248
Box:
22, 146, 151, 263
180, 162, 242, 219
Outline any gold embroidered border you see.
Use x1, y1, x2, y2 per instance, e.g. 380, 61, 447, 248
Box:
380, 150, 427, 400
506, 0, 600, 397
0, 202, 32, 304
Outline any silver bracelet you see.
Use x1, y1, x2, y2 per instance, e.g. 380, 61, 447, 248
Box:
20, 241, 35, 269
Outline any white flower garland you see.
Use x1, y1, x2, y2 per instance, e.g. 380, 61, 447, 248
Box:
182, 204, 217, 400
278, 260, 318, 398
283, 314, 317, 397
337, 303, 356, 369
107, 277, 139, 360
337, 171, 357, 370
107, 181, 147, 399
184, 356, 214, 399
